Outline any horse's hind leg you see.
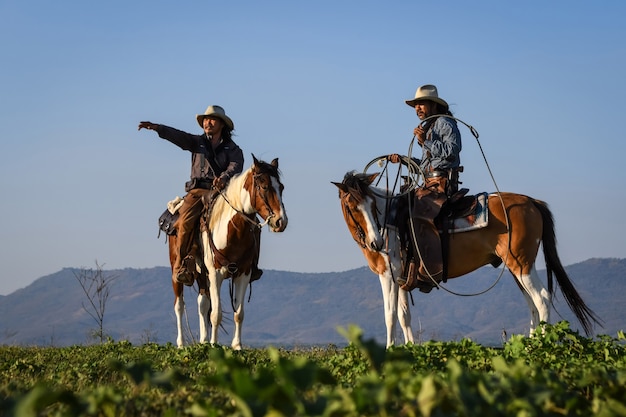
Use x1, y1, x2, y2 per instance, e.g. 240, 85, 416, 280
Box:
174, 284, 185, 348
512, 265, 550, 335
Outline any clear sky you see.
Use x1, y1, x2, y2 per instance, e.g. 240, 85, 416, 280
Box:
1, 1, 625, 295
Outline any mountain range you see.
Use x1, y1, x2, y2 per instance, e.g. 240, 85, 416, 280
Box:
0, 258, 624, 347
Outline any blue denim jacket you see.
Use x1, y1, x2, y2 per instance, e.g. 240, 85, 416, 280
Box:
420, 116, 462, 173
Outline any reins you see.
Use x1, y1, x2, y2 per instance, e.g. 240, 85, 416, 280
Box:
216, 171, 276, 229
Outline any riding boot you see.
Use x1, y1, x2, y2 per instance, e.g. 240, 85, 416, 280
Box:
410, 187, 447, 293
173, 189, 208, 286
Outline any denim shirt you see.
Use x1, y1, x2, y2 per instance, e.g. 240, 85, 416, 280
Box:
420, 116, 462, 173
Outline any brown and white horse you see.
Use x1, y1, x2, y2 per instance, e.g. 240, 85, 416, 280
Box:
169, 155, 287, 349
333, 173, 415, 348
334, 170, 601, 342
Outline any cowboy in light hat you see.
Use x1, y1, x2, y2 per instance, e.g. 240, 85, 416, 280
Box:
405, 84, 449, 109
196, 105, 235, 131
394, 84, 463, 294
138, 105, 263, 286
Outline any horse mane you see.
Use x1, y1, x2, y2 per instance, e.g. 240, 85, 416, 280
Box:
209, 159, 282, 230
341, 170, 374, 203
255, 158, 281, 179
209, 168, 250, 229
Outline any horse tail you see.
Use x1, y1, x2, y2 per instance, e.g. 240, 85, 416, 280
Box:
533, 199, 602, 336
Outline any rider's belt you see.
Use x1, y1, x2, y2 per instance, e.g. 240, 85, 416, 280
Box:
425, 170, 448, 178
195, 180, 213, 189
185, 178, 214, 192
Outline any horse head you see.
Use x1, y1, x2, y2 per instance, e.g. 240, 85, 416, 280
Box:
246, 154, 288, 232
332, 171, 384, 251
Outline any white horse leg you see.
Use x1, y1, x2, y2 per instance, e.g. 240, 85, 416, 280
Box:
197, 291, 210, 343
231, 275, 251, 351
378, 273, 397, 348
208, 271, 223, 346
397, 288, 415, 344
515, 265, 551, 335
174, 294, 185, 348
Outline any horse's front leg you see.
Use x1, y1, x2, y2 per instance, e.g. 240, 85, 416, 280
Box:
208, 269, 223, 346
197, 290, 210, 344
397, 288, 414, 344
231, 274, 251, 350
202, 230, 223, 346
378, 272, 397, 348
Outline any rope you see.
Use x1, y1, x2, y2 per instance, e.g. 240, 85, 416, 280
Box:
368, 115, 512, 297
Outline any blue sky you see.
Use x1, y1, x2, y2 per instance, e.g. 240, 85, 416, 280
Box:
1, 1, 625, 295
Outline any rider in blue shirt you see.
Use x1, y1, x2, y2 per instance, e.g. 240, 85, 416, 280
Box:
395, 85, 463, 293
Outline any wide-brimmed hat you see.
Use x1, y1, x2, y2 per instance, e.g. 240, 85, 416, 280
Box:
405, 84, 449, 109
196, 105, 234, 130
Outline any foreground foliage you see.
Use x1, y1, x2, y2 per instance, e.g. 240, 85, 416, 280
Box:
1, 322, 625, 416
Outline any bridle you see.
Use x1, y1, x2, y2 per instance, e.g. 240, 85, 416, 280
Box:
218, 169, 281, 229
341, 190, 382, 249
249, 171, 280, 227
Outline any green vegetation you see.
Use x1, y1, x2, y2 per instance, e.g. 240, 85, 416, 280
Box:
1, 322, 625, 416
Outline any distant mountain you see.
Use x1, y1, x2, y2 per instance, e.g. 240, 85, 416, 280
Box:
0, 258, 624, 347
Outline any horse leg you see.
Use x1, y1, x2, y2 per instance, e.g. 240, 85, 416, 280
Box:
173, 281, 185, 348
208, 270, 223, 346
398, 288, 414, 344
197, 290, 210, 343
389, 242, 414, 345
231, 274, 251, 351
511, 265, 550, 335
378, 273, 397, 348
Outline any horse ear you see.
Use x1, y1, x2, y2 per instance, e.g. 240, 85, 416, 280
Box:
365, 172, 379, 184
270, 158, 279, 168
332, 181, 348, 193
251, 153, 259, 166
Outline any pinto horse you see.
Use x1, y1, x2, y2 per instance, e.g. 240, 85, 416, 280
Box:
334, 170, 601, 341
332, 174, 415, 348
169, 155, 287, 349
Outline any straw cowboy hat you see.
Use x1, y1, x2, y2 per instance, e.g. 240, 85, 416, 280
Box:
405, 84, 449, 109
196, 105, 234, 131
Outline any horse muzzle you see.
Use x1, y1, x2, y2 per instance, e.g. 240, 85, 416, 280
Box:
368, 235, 384, 252
270, 215, 288, 232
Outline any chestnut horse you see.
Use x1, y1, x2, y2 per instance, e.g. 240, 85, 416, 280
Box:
334, 170, 601, 341
169, 156, 287, 349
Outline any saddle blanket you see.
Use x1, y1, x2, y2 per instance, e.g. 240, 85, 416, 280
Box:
443, 192, 489, 234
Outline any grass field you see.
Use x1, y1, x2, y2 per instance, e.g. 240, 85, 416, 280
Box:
1, 322, 625, 416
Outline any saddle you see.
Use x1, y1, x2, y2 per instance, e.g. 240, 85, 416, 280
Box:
395, 190, 489, 292
436, 190, 489, 234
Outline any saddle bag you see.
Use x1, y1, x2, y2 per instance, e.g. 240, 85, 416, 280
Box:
158, 209, 179, 238
158, 196, 184, 238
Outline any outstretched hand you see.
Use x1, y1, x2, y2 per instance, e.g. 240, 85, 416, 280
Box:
138, 121, 158, 131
